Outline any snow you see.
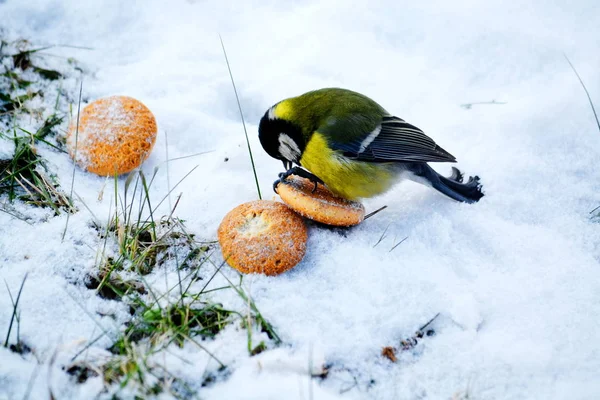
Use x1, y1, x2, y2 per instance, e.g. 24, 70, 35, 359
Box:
1, 0, 600, 399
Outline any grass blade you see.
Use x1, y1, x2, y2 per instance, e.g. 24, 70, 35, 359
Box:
389, 236, 408, 253
373, 224, 389, 248
4, 272, 28, 347
564, 54, 600, 134
219, 35, 262, 200
62, 79, 83, 241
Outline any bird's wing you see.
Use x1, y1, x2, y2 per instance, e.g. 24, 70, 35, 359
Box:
325, 115, 456, 163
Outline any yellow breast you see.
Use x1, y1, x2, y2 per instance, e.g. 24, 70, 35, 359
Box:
299, 132, 396, 200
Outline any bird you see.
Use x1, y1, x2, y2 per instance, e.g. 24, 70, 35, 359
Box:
258, 88, 483, 203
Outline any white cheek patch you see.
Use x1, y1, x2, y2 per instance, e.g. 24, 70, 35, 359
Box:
278, 133, 301, 162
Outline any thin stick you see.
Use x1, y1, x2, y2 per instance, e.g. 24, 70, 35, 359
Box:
564, 54, 600, 133
364, 205, 388, 220
419, 312, 440, 331
219, 35, 262, 200
62, 79, 83, 241
397, 312, 441, 352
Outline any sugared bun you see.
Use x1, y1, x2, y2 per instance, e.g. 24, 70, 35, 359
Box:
66, 96, 157, 176
277, 176, 365, 227
218, 200, 307, 275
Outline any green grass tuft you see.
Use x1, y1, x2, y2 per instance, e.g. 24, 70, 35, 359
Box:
0, 36, 78, 214
74, 165, 278, 397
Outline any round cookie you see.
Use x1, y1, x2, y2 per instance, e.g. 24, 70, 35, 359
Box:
67, 95, 157, 176
277, 176, 365, 226
218, 200, 307, 276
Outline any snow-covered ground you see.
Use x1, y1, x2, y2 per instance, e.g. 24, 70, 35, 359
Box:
1, 0, 600, 399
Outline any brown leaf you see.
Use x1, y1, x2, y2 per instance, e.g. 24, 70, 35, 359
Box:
381, 346, 397, 363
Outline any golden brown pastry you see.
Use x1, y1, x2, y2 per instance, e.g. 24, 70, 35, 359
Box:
218, 200, 307, 275
277, 176, 365, 226
67, 96, 157, 176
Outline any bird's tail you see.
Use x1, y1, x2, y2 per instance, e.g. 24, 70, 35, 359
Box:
409, 164, 484, 204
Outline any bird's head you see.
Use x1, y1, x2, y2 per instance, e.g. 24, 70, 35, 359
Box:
258, 104, 305, 170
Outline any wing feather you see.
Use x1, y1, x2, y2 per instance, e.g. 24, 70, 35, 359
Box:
330, 115, 456, 163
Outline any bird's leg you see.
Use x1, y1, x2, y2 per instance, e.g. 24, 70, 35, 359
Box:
280, 167, 324, 192
273, 166, 324, 194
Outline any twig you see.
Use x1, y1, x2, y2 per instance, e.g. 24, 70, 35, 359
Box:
382, 312, 440, 363
400, 312, 440, 350
419, 313, 441, 331
364, 205, 387, 220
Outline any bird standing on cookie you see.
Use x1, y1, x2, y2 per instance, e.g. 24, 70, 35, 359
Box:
258, 88, 483, 204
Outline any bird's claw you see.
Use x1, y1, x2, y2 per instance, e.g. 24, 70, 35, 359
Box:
272, 166, 324, 194
449, 167, 464, 183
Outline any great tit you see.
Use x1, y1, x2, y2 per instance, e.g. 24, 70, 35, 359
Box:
258, 88, 483, 203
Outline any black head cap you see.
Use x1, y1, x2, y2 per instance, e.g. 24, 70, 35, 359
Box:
258, 107, 305, 166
